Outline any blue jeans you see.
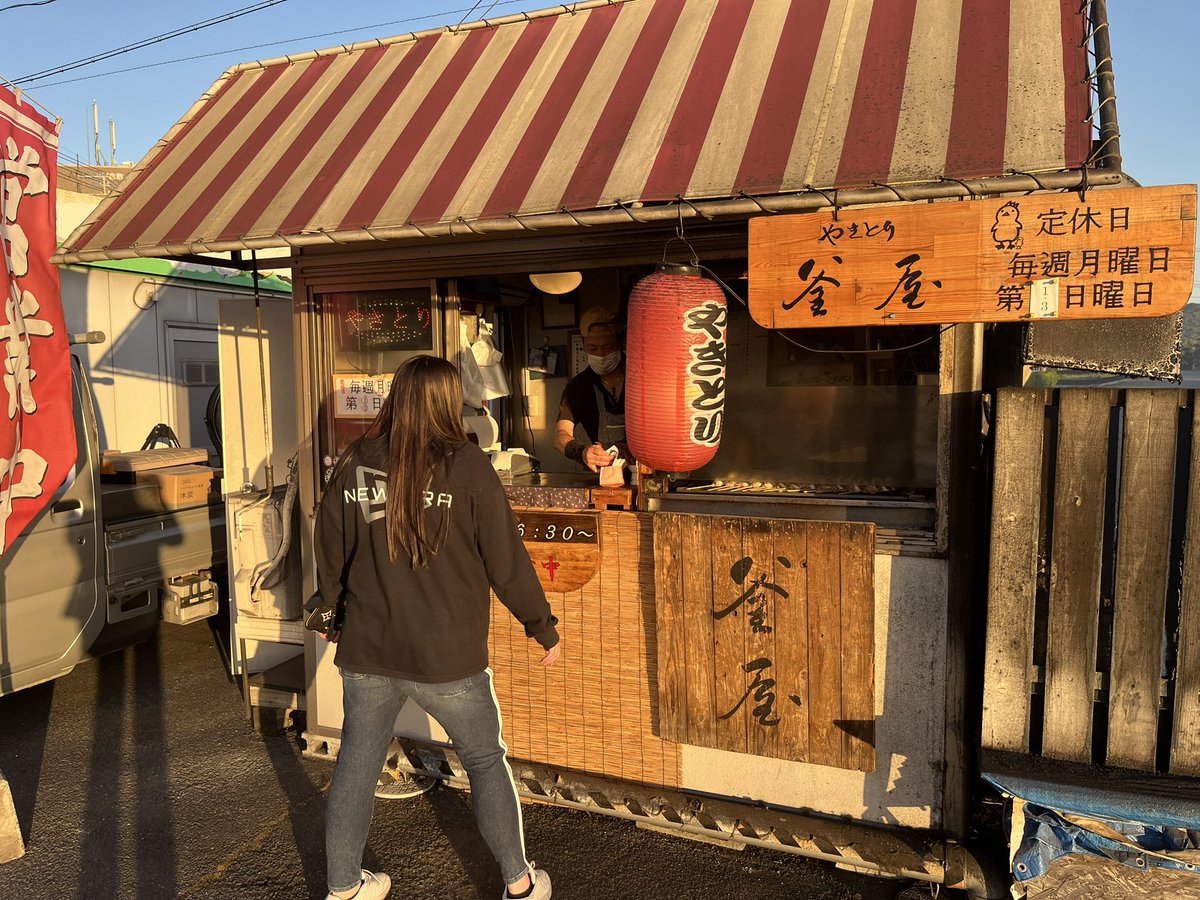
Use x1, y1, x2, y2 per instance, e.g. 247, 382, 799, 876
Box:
326, 667, 531, 893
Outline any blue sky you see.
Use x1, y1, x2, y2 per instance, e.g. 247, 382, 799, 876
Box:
2, 0, 1196, 292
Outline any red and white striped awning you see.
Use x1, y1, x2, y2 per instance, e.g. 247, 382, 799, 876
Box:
56, 0, 1094, 263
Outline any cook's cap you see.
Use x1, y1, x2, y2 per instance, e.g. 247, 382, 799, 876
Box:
580, 306, 622, 337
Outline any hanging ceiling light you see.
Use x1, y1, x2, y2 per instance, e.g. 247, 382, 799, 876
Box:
529, 271, 582, 295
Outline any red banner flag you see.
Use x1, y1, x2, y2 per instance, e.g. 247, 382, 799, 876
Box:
0, 86, 74, 554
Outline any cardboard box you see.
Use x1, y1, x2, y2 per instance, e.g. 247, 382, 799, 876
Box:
135, 464, 216, 509
102, 447, 208, 473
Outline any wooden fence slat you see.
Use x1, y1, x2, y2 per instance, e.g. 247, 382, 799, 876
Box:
772, 520, 810, 763
653, 514, 687, 743
983, 388, 1050, 752
710, 517, 748, 755
1108, 390, 1181, 770
840, 522, 876, 773
681, 515, 717, 748
1172, 393, 1200, 774
808, 521, 844, 768
1043, 389, 1116, 763
742, 518, 778, 758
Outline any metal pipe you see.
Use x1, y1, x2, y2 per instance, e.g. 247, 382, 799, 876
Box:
54, 168, 1124, 265
130, 276, 277, 311
1089, 0, 1121, 170
233, 250, 276, 537
944, 842, 1010, 899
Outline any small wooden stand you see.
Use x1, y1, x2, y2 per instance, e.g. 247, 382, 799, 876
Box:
590, 486, 635, 510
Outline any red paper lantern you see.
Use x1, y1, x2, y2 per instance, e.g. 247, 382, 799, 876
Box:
626, 263, 728, 472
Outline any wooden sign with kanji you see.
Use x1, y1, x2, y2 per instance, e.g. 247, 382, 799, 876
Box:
654, 514, 876, 771
748, 184, 1197, 328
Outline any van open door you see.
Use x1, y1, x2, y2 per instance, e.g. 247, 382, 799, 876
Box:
0, 356, 104, 696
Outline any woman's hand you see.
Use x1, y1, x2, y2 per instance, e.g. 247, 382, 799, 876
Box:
540, 641, 563, 667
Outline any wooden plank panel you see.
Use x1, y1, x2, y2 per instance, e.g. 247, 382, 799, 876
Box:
1172, 392, 1200, 774
982, 388, 1050, 751
680, 515, 717, 748
653, 514, 687, 743
772, 520, 809, 762
710, 517, 748, 755
840, 522, 876, 773
1043, 389, 1116, 763
742, 518, 778, 758
807, 521, 844, 768
1108, 390, 1181, 770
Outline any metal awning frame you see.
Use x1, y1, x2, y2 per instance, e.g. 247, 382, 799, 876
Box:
55, 167, 1125, 266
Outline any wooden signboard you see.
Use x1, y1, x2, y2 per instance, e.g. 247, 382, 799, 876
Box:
654, 514, 875, 772
749, 184, 1196, 328
516, 510, 600, 593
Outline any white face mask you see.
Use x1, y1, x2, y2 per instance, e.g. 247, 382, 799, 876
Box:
588, 350, 622, 376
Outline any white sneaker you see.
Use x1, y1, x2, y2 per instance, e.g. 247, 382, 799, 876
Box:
374, 770, 437, 799
325, 869, 391, 900
502, 863, 551, 899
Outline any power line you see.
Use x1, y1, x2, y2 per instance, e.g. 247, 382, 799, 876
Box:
0, 0, 56, 12
16, 0, 293, 84
29, 1, 529, 89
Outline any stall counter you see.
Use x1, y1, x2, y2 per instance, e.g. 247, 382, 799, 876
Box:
310, 505, 952, 830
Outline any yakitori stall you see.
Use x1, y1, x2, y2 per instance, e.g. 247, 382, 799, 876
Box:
54, 1, 1195, 895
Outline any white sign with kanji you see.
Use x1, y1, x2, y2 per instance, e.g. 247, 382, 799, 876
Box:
332, 373, 393, 419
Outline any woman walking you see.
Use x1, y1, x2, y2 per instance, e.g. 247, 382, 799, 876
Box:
317, 355, 560, 900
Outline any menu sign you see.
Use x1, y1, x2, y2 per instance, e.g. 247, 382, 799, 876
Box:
748, 184, 1196, 328
516, 510, 601, 593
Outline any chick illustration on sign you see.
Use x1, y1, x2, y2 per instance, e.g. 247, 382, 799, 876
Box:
991, 201, 1023, 250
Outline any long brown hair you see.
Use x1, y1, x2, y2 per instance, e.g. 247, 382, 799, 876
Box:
364, 355, 467, 566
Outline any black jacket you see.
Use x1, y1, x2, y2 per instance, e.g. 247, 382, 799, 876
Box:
316, 439, 559, 682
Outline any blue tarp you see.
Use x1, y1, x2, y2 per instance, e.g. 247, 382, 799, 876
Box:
1005, 800, 1200, 882
983, 769, 1200, 831
983, 768, 1200, 883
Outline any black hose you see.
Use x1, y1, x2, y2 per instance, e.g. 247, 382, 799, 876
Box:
204, 385, 223, 464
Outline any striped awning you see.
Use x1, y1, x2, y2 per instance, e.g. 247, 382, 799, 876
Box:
56, 0, 1094, 264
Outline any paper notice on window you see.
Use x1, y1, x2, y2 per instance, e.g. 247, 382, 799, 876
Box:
1030, 279, 1059, 319
333, 373, 393, 418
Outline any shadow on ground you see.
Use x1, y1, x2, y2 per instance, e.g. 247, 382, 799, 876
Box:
0, 623, 898, 900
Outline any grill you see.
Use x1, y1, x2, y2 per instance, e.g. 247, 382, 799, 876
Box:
649, 480, 938, 557
674, 480, 928, 501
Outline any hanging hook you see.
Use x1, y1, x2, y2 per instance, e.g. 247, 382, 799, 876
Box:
662, 200, 700, 267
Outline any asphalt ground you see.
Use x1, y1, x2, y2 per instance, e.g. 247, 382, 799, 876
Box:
0, 622, 902, 900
